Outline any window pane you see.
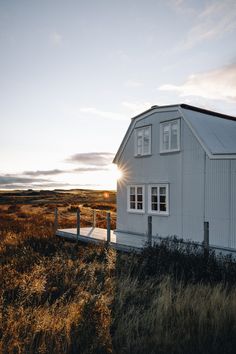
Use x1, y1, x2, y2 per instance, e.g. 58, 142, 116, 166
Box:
152, 195, 157, 203
137, 130, 143, 137
159, 187, 166, 195
151, 187, 157, 195
137, 195, 143, 202
137, 135, 143, 155
152, 203, 158, 211
160, 195, 166, 203
130, 195, 135, 202
143, 136, 150, 154
137, 187, 143, 194
137, 202, 143, 209
136, 127, 151, 156
130, 202, 135, 209
130, 187, 135, 194
137, 145, 142, 155
171, 122, 178, 150
144, 128, 150, 137
160, 204, 166, 212
163, 125, 170, 150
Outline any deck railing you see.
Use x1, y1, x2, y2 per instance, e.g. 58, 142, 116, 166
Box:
54, 206, 116, 243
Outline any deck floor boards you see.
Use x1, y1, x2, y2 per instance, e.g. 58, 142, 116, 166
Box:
56, 227, 148, 251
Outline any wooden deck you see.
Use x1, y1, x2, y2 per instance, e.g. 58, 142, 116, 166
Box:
56, 227, 149, 252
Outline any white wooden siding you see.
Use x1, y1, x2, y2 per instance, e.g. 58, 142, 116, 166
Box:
116, 109, 236, 251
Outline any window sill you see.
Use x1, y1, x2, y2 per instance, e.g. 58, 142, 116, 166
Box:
127, 209, 145, 214
134, 154, 152, 158
148, 212, 169, 216
160, 149, 180, 154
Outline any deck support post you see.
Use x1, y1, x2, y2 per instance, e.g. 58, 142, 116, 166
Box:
107, 212, 111, 244
147, 216, 152, 247
93, 210, 96, 228
54, 208, 58, 235
77, 208, 80, 243
204, 221, 209, 253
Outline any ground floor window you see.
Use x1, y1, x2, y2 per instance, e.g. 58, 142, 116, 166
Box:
127, 185, 145, 213
148, 184, 169, 215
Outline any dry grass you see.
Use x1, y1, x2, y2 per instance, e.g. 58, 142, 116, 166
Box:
112, 274, 236, 354
1, 190, 236, 353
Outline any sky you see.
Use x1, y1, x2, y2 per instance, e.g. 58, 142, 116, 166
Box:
1, 0, 236, 190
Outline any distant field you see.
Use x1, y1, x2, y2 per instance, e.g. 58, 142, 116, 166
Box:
0, 189, 117, 230
1, 189, 236, 354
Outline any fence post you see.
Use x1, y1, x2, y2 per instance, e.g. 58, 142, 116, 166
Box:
204, 221, 209, 252
77, 208, 80, 243
54, 208, 58, 235
147, 215, 152, 247
93, 209, 96, 228
107, 212, 111, 244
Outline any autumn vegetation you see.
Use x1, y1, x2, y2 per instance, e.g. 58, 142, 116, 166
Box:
1, 189, 236, 354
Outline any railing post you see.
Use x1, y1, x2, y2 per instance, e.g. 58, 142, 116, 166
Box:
54, 208, 58, 235
204, 221, 209, 252
77, 208, 80, 243
93, 209, 96, 228
147, 215, 152, 247
107, 212, 111, 244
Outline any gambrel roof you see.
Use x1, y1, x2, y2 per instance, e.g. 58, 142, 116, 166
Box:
113, 104, 236, 163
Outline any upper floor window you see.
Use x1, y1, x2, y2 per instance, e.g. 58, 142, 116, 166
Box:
148, 184, 169, 215
127, 185, 145, 213
160, 119, 180, 153
134, 125, 151, 156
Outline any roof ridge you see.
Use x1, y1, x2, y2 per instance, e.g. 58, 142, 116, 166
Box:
180, 104, 236, 121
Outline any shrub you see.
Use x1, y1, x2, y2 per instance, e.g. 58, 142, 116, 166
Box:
138, 237, 236, 285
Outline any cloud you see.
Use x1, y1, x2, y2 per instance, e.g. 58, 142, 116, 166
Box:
0, 175, 51, 185
50, 31, 63, 46
66, 152, 114, 166
23, 169, 65, 176
181, 0, 236, 48
0, 182, 72, 190
159, 63, 236, 102
73, 166, 109, 172
80, 107, 126, 121
23, 167, 109, 176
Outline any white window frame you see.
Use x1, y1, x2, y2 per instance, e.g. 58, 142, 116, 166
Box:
160, 119, 180, 153
148, 184, 169, 215
134, 125, 151, 157
127, 185, 145, 213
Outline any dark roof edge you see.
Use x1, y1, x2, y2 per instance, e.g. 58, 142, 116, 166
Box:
180, 104, 236, 121
130, 104, 180, 121
130, 103, 236, 122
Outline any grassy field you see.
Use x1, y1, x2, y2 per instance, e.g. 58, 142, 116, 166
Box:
1, 189, 236, 354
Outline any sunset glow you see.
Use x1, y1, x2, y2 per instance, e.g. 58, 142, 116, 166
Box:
1, 1, 236, 190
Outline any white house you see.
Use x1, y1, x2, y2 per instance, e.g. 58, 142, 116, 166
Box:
113, 104, 236, 253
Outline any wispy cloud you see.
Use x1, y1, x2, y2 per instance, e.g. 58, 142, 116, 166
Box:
181, 0, 236, 48
66, 152, 114, 166
0, 175, 51, 185
159, 63, 236, 102
50, 31, 63, 46
23, 169, 65, 176
73, 166, 109, 172
80, 107, 126, 121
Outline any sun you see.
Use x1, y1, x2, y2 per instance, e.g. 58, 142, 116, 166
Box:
110, 164, 123, 181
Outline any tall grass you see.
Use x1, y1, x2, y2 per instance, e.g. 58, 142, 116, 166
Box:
1, 208, 236, 353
